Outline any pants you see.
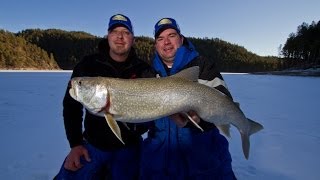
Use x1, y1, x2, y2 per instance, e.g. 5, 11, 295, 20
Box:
55, 142, 141, 180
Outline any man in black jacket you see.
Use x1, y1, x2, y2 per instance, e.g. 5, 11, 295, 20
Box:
55, 14, 154, 180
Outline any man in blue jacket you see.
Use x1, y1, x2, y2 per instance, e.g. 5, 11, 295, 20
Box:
140, 18, 237, 180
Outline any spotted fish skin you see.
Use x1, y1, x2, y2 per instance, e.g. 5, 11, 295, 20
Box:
69, 67, 264, 159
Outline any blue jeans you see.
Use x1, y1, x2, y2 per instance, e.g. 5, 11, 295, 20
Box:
55, 142, 141, 180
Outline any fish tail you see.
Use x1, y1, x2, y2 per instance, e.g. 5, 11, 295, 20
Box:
247, 118, 264, 136
241, 132, 250, 159
241, 118, 264, 159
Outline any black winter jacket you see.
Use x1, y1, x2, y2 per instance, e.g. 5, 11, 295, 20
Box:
62, 39, 155, 150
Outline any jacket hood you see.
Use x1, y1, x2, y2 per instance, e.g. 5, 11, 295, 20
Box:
153, 36, 199, 76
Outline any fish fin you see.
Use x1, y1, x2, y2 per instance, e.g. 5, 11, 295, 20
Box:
104, 113, 125, 145
240, 118, 264, 159
170, 66, 199, 81
247, 118, 264, 135
122, 122, 131, 130
216, 124, 231, 138
240, 131, 250, 159
234, 102, 240, 108
182, 112, 204, 132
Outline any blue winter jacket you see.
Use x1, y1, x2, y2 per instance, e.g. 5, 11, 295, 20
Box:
140, 38, 237, 180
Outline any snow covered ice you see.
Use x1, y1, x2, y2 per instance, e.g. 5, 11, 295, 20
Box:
0, 71, 319, 180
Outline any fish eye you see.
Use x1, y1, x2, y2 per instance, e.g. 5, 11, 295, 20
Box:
78, 80, 82, 86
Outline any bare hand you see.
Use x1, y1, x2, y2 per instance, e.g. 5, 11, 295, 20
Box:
170, 110, 200, 127
63, 145, 91, 171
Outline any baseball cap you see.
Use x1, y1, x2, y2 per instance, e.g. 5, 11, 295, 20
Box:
108, 14, 133, 34
154, 18, 180, 38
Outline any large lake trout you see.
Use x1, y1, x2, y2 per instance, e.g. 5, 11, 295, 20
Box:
69, 66, 263, 159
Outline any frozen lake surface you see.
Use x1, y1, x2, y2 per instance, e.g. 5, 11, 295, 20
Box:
0, 72, 319, 180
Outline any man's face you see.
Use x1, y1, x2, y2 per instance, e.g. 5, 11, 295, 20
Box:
155, 28, 183, 66
107, 26, 134, 61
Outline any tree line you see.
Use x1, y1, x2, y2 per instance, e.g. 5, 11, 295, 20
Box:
1, 20, 319, 72
0, 29, 59, 69
281, 20, 320, 69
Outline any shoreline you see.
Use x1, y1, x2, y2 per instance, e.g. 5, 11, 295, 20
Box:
0, 70, 73, 73
1, 70, 319, 76
0, 69, 247, 75
251, 70, 320, 77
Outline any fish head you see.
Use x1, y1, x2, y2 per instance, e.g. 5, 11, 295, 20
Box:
69, 77, 109, 115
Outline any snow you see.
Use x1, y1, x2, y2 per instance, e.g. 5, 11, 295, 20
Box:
0, 71, 319, 180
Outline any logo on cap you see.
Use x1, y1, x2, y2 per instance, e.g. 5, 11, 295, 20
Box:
108, 14, 133, 34
154, 18, 180, 38
157, 18, 173, 26
112, 14, 128, 22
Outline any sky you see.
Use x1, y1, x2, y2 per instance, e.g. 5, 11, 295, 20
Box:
1, 0, 320, 56
0, 71, 319, 180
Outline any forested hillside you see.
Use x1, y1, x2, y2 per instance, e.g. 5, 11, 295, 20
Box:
0, 30, 59, 69
1, 20, 319, 71
17, 29, 100, 69
189, 38, 280, 72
